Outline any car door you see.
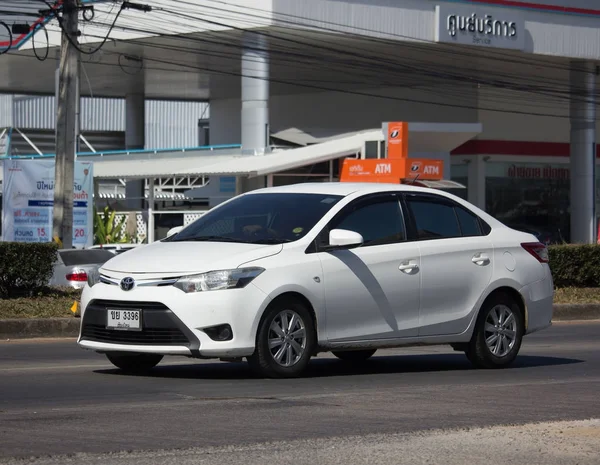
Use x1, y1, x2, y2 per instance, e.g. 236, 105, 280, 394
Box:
314, 193, 421, 342
402, 193, 494, 337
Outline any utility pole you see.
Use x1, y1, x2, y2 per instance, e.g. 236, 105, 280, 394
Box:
52, 0, 79, 249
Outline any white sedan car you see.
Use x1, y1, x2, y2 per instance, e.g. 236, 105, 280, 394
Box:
78, 182, 554, 378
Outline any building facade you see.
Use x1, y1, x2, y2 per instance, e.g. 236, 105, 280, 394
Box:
2, 0, 600, 244
0, 94, 209, 155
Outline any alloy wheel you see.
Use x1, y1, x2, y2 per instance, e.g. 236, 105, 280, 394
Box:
268, 309, 307, 367
484, 304, 518, 358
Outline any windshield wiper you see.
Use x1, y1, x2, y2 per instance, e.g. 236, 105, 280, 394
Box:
171, 235, 245, 243
249, 238, 292, 244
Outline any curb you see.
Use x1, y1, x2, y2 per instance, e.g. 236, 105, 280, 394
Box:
0, 318, 81, 340
1, 305, 600, 340
552, 304, 600, 321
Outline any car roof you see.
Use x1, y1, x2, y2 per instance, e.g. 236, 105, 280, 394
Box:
247, 182, 436, 197
245, 182, 505, 229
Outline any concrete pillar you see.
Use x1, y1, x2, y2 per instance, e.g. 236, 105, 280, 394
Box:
467, 156, 486, 211
241, 31, 269, 156
569, 61, 597, 244
125, 92, 145, 210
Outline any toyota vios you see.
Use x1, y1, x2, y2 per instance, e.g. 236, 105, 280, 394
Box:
78, 183, 554, 378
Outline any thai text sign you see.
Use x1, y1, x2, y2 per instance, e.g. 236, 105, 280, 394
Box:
2, 159, 94, 248
434, 3, 526, 51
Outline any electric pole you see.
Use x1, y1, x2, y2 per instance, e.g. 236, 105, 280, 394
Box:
52, 0, 79, 249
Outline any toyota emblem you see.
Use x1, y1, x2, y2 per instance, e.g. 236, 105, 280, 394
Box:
120, 277, 135, 291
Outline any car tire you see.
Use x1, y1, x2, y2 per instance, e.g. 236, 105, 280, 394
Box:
248, 298, 316, 379
106, 353, 163, 373
332, 349, 377, 362
466, 292, 524, 369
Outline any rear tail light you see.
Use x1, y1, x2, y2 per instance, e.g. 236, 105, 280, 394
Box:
521, 242, 549, 263
66, 270, 88, 282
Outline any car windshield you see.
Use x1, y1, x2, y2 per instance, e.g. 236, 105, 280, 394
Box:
59, 249, 115, 266
168, 192, 343, 244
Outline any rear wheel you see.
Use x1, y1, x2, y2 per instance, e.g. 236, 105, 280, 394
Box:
466, 293, 524, 369
332, 349, 377, 362
248, 298, 316, 378
106, 353, 163, 373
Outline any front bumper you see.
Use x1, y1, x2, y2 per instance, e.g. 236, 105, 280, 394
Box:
77, 281, 271, 358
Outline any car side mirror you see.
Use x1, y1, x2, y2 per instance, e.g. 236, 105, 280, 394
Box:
166, 226, 183, 238
327, 229, 364, 250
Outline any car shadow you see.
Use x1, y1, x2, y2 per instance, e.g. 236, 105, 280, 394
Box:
94, 353, 583, 381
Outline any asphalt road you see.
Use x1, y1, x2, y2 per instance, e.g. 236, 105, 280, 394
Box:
1, 322, 599, 464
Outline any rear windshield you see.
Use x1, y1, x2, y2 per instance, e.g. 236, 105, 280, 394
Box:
59, 249, 115, 266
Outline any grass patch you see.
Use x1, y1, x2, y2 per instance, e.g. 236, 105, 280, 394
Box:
553, 287, 600, 305
0, 287, 82, 319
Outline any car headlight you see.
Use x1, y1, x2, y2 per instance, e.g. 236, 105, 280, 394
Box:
173, 267, 265, 293
87, 270, 101, 288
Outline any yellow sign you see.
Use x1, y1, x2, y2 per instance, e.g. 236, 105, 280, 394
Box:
70, 301, 80, 315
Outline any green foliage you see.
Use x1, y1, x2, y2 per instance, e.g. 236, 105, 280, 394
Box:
93, 206, 132, 245
549, 244, 600, 288
0, 242, 59, 298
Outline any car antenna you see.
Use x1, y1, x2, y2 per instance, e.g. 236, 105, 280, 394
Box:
408, 174, 420, 185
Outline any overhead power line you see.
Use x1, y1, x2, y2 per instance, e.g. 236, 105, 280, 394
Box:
2, 0, 596, 119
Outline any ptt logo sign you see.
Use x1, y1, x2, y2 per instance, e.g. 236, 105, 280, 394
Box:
411, 162, 440, 176
375, 163, 392, 174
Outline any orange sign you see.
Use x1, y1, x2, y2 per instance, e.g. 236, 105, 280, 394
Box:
340, 158, 443, 183
406, 159, 444, 179
386, 122, 408, 159
340, 159, 403, 183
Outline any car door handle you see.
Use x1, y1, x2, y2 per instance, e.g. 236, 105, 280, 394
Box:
472, 253, 490, 266
399, 261, 419, 273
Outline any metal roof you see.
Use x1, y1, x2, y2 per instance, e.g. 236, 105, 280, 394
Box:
0, 123, 482, 182
410, 179, 466, 189
91, 130, 378, 179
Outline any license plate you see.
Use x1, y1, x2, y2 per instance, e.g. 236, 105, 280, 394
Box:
106, 309, 142, 331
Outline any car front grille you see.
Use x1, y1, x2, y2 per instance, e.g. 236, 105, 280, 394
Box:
80, 299, 193, 346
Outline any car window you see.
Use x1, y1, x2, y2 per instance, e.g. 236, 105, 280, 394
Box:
406, 198, 461, 240
169, 193, 343, 244
455, 207, 482, 237
332, 198, 406, 246
58, 249, 115, 266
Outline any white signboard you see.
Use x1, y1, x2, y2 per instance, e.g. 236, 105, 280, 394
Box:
2, 159, 94, 248
434, 3, 526, 51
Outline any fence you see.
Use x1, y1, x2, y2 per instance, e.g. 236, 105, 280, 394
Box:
97, 210, 207, 244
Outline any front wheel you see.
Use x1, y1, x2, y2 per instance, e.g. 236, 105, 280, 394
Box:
466, 293, 524, 369
106, 353, 163, 373
248, 298, 316, 378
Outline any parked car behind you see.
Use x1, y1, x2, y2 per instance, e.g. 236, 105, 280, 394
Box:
50, 249, 115, 289
88, 244, 141, 255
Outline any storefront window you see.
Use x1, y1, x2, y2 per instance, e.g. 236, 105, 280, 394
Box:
450, 163, 468, 200
485, 162, 572, 243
